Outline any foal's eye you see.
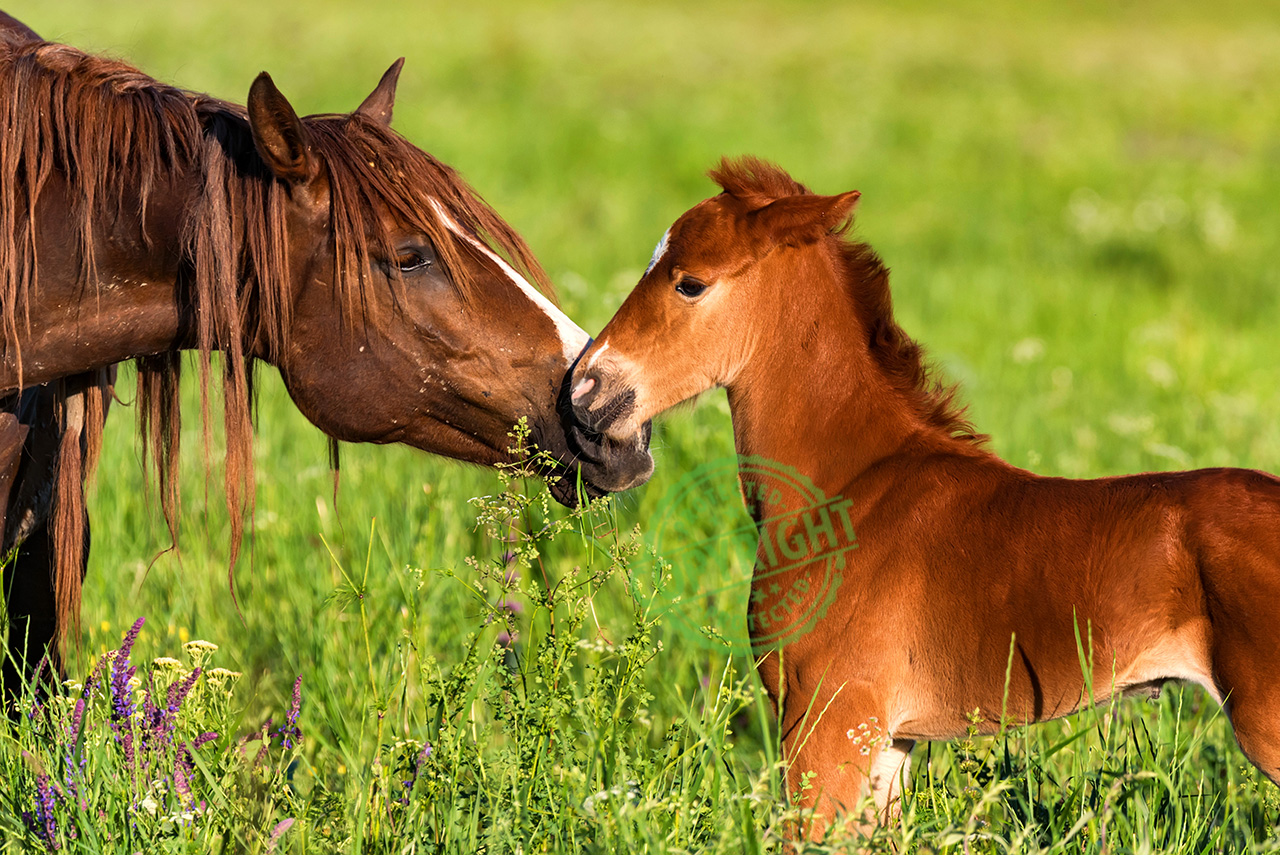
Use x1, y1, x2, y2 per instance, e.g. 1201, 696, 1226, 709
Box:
675, 277, 708, 298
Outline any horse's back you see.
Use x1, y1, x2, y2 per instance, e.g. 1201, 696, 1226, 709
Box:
0, 12, 40, 51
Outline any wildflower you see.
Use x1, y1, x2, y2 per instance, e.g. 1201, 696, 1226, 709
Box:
182, 640, 218, 668
498, 598, 523, 614
152, 657, 183, 670
67, 699, 85, 744
173, 753, 193, 807
108, 616, 143, 727
168, 667, 202, 716
277, 676, 302, 750
496, 631, 512, 648
267, 818, 295, 853
32, 773, 59, 849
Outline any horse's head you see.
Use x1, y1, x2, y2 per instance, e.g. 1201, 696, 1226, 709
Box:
569, 157, 860, 441
245, 64, 653, 503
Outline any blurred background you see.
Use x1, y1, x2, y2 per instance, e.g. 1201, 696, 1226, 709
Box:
7, 0, 1279, 721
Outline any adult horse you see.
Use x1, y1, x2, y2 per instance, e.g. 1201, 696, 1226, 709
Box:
569, 157, 1280, 837
0, 12, 652, 690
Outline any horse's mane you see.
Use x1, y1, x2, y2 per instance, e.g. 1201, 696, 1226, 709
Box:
709, 156, 985, 445
0, 40, 555, 645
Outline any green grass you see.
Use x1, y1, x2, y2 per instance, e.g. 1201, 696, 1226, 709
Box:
4, 0, 1280, 850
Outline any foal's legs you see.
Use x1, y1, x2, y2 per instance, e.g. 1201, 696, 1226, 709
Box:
1191, 475, 1280, 786
783, 683, 911, 840
1212, 612, 1280, 784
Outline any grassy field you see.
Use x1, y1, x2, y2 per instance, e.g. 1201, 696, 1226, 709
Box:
4, 0, 1280, 850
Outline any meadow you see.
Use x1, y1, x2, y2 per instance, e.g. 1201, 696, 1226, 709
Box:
3, 0, 1280, 850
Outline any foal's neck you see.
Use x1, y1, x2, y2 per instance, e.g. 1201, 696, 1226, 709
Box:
726, 247, 938, 502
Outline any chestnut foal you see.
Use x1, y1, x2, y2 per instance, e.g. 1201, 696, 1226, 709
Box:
569, 157, 1280, 836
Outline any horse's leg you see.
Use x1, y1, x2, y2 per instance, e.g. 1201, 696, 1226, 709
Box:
1212, 611, 1280, 784
2, 501, 91, 700
1191, 483, 1280, 785
782, 682, 906, 840
3, 517, 58, 699
0, 413, 27, 539
870, 738, 915, 823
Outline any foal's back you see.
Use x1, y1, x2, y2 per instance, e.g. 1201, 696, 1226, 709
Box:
828, 443, 1280, 740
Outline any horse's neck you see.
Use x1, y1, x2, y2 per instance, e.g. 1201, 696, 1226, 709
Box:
0, 169, 198, 392
726, 277, 925, 506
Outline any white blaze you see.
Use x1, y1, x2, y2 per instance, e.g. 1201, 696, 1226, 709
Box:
430, 199, 590, 363
644, 229, 670, 276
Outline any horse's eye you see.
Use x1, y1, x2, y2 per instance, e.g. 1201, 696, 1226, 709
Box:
391, 246, 434, 273
396, 248, 432, 272
675, 277, 708, 298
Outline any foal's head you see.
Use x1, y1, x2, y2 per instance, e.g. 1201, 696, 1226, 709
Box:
569, 157, 860, 441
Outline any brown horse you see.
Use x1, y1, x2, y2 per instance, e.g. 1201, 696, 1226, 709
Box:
570, 156, 1280, 837
0, 13, 652, 690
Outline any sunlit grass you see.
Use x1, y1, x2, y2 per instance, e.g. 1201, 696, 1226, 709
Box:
3, 0, 1280, 850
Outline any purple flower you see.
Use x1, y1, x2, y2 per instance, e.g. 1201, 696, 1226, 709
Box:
32, 774, 58, 849
109, 618, 144, 725
168, 667, 201, 715
496, 631, 512, 648
67, 699, 85, 745
62, 698, 87, 794
498, 598, 523, 614
174, 749, 193, 806
501, 552, 517, 569
193, 731, 219, 749
277, 676, 302, 750
267, 818, 294, 853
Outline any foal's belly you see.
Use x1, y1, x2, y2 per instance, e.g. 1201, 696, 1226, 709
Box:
887, 613, 1220, 741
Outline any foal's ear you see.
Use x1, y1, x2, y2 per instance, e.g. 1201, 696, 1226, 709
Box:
355, 58, 405, 126
752, 191, 862, 243
248, 72, 317, 187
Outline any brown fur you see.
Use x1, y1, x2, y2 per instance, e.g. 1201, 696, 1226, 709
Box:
0, 23, 651, 675
573, 157, 1280, 840
709, 157, 982, 443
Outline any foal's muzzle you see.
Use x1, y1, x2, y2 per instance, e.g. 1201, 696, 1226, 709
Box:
552, 364, 653, 501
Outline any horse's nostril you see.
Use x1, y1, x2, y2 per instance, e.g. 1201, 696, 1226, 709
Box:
571, 376, 596, 403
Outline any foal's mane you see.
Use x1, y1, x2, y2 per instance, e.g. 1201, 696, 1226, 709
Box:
709, 157, 985, 445
0, 39, 554, 644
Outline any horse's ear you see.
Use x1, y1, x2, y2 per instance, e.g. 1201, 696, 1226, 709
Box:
752, 191, 861, 243
355, 58, 405, 126
247, 72, 317, 187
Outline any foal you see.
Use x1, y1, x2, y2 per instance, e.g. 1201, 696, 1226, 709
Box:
569, 157, 1280, 835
